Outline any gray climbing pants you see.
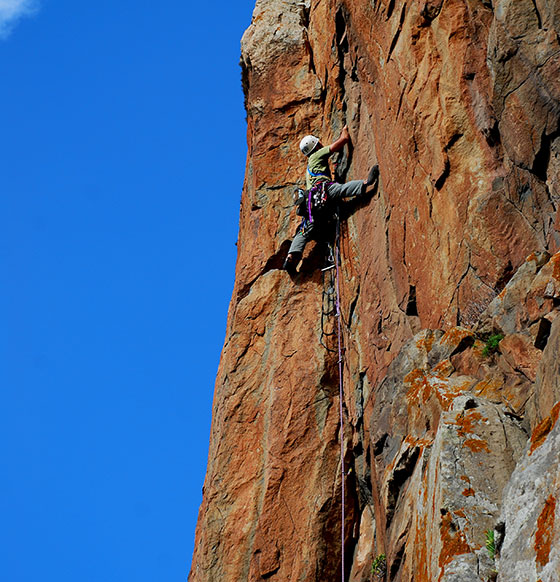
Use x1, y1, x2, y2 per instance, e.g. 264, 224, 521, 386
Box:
288, 180, 365, 255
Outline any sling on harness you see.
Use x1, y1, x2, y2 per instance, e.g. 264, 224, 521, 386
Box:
295, 181, 334, 236
307, 181, 329, 220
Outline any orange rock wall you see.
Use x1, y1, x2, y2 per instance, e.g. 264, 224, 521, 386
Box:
190, 1, 560, 581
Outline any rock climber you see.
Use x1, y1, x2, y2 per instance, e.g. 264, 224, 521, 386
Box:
283, 125, 379, 275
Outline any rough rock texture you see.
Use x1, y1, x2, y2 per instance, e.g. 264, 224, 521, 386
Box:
497, 402, 560, 582
190, 1, 560, 581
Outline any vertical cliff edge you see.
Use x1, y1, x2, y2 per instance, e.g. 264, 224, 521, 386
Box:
190, 1, 560, 581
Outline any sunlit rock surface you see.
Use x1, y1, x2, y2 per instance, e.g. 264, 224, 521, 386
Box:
189, 1, 560, 580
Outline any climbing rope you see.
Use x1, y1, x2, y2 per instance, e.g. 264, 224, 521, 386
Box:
318, 212, 346, 582
320, 246, 338, 353
319, 213, 346, 582
334, 215, 346, 582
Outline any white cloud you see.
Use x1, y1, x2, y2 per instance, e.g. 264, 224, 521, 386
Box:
0, 0, 39, 38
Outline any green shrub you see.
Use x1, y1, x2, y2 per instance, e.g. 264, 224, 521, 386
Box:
371, 554, 386, 579
485, 529, 496, 560
482, 334, 504, 357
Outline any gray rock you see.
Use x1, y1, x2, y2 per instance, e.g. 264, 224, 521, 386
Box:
497, 409, 560, 582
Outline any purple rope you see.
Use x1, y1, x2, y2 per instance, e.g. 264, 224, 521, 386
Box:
334, 217, 345, 582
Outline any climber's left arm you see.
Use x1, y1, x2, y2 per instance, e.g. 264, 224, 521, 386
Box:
328, 125, 350, 153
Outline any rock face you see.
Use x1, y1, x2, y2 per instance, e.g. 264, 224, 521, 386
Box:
190, 1, 560, 581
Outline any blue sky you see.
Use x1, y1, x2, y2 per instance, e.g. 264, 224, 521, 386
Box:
1, 1, 255, 580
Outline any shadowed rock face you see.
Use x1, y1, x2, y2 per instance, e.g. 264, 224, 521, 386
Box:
189, 1, 560, 581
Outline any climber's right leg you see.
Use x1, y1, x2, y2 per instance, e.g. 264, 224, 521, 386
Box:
283, 252, 301, 275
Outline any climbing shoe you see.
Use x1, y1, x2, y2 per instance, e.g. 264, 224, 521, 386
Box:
322, 244, 336, 271
283, 253, 300, 275
365, 164, 379, 186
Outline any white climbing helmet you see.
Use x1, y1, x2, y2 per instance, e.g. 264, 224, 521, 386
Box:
299, 135, 320, 156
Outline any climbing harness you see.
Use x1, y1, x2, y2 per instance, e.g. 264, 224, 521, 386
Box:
293, 182, 335, 243
307, 181, 331, 223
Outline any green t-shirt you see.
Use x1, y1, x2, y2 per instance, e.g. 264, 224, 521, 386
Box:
306, 146, 332, 189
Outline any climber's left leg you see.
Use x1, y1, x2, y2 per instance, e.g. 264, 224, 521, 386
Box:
327, 165, 379, 200
327, 180, 366, 200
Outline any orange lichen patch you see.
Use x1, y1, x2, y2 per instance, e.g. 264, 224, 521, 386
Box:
416, 332, 436, 353
474, 377, 504, 398
535, 495, 556, 568
432, 359, 454, 378
551, 253, 560, 281
530, 402, 560, 454
406, 368, 472, 411
454, 509, 466, 518
405, 368, 432, 405
404, 434, 433, 448
431, 465, 440, 517
452, 410, 484, 438
440, 327, 473, 348
460, 476, 470, 483
435, 378, 473, 410
415, 517, 430, 582
385, 457, 397, 477
438, 511, 471, 575
462, 488, 475, 496
383, 436, 432, 481
463, 438, 490, 453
